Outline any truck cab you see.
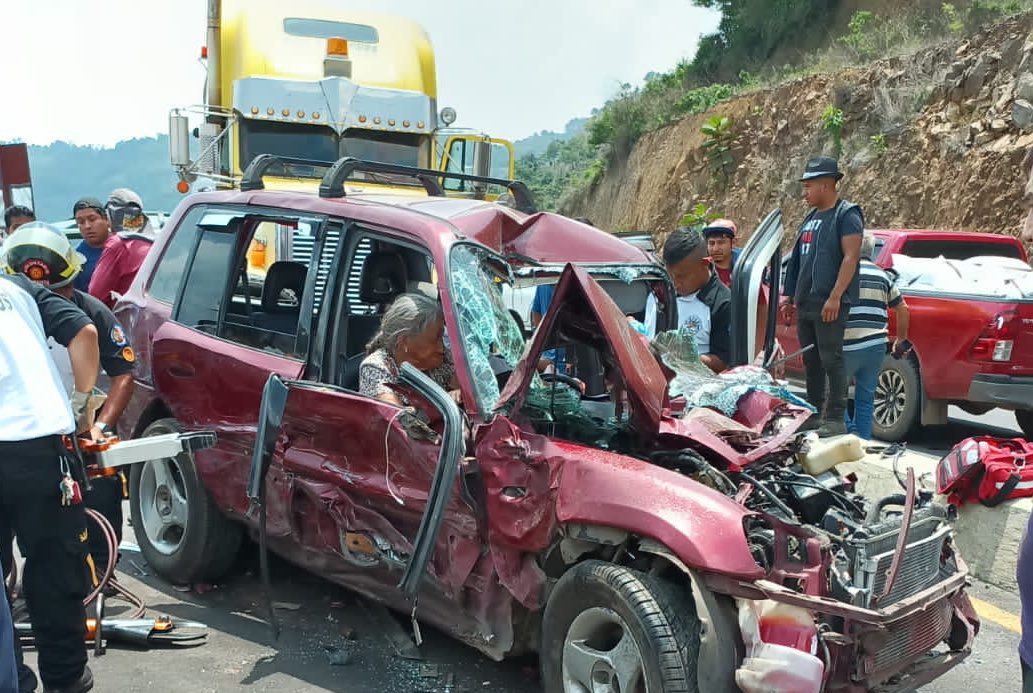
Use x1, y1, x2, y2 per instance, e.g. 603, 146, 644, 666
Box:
170, 0, 513, 198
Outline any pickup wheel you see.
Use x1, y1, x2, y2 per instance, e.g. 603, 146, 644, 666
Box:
540, 560, 700, 693
129, 417, 243, 584
872, 356, 921, 442
1016, 410, 1033, 439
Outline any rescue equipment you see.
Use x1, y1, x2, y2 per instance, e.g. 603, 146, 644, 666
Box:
936, 436, 1033, 506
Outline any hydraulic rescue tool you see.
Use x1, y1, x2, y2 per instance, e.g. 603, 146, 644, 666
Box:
14, 431, 217, 654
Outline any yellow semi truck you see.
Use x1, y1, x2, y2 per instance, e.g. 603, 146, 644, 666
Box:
170, 0, 514, 191
169, 0, 515, 276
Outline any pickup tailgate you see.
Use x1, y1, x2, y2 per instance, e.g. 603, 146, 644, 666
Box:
1007, 303, 1033, 376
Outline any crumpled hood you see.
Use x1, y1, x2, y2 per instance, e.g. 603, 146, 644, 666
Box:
495, 264, 669, 439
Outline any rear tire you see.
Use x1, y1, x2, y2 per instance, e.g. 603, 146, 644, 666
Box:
1016, 410, 1033, 439
872, 356, 921, 442
540, 560, 700, 693
129, 417, 242, 584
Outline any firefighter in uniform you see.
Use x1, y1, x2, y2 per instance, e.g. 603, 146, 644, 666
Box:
0, 252, 99, 691
4, 223, 136, 575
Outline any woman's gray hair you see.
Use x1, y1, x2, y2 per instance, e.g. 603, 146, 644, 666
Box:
860, 232, 877, 261
366, 292, 444, 355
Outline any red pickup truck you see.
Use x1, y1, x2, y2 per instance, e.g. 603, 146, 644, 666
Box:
778, 229, 1033, 441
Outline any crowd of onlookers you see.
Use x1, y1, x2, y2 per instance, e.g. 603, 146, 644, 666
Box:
1, 188, 155, 310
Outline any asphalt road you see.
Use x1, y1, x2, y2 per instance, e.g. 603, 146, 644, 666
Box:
17, 408, 1026, 692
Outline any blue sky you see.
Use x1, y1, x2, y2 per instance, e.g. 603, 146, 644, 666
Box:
5, 0, 719, 146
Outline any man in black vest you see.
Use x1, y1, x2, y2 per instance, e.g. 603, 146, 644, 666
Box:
784, 157, 863, 437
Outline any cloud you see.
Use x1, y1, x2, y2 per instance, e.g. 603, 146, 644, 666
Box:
2, 0, 718, 146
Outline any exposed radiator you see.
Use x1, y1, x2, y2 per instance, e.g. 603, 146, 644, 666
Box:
847, 507, 953, 607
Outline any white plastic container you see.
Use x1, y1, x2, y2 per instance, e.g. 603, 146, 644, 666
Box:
736, 642, 826, 693
736, 599, 825, 693
800, 433, 865, 475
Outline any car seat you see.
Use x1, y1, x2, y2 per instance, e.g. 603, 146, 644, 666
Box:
339, 251, 412, 389
251, 261, 307, 334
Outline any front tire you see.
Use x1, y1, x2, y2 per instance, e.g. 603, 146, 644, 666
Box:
872, 356, 921, 442
541, 560, 701, 693
129, 417, 242, 584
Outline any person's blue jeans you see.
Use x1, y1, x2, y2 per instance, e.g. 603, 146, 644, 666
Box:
843, 343, 885, 440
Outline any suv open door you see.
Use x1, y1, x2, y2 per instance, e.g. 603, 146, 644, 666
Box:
729, 209, 784, 368
247, 362, 466, 635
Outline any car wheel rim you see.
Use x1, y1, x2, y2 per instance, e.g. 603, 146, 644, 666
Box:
138, 456, 189, 555
874, 369, 907, 428
562, 607, 646, 693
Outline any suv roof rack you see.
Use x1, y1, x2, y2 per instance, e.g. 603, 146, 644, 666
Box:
239, 155, 445, 198
239, 154, 538, 213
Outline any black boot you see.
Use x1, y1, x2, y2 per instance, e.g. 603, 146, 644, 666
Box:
18, 664, 37, 693
42, 666, 92, 693
817, 419, 848, 437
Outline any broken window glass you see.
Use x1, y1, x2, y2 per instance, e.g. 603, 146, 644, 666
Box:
448, 244, 528, 413
654, 326, 814, 416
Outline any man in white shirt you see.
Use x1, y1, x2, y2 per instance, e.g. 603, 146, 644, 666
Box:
644, 226, 732, 373
0, 273, 99, 693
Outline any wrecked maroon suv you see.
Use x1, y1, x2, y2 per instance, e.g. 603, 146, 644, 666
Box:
118, 159, 978, 692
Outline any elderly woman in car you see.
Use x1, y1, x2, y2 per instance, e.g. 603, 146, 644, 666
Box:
360, 293, 459, 406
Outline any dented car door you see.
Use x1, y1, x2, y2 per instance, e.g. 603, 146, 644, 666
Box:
248, 375, 479, 605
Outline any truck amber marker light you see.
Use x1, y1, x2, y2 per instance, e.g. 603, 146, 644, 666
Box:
327, 37, 349, 56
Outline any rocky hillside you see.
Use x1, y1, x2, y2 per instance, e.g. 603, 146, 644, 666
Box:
562, 12, 1033, 245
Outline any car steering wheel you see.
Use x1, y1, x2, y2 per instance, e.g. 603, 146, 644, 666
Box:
540, 372, 581, 390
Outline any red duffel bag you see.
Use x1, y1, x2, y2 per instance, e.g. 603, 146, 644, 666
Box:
936, 436, 1033, 507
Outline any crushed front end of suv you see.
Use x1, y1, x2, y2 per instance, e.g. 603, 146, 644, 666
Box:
117, 164, 978, 693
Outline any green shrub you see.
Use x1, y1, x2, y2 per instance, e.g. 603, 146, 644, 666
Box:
584, 159, 607, 186
870, 133, 888, 155
674, 83, 736, 116
821, 106, 845, 158
966, 0, 1022, 28
701, 115, 738, 186
941, 3, 964, 32
586, 84, 649, 157
680, 203, 719, 229
840, 11, 881, 58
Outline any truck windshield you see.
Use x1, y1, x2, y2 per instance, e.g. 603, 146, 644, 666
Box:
448, 244, 527, 413
240, 121, 339, 170
240, 120, 425, 175
341, 130, 422, 167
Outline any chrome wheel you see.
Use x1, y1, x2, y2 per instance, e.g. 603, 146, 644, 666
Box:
874, 368, 906, 428
137, 457, 188, 555
562, 607, 646, 693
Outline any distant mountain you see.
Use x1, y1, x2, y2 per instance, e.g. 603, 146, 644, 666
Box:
513, 118, 589, 158
24, 136, 182, 223
16, 118, 589, 222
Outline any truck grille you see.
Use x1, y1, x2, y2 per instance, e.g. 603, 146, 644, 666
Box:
866, 598, 952, 675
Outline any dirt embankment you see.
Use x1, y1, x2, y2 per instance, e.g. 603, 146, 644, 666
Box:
562, 13, 1033, 245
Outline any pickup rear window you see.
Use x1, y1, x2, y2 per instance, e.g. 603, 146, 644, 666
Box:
899, 239, 1023, 261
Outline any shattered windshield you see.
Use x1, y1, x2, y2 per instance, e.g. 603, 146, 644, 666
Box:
448, 244, 528, 413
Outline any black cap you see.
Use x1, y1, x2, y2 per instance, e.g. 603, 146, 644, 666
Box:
799, 156, 844, 182
72, 197, 106, 216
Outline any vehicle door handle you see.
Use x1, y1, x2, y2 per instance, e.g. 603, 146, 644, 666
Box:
167, 364, 196, 378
